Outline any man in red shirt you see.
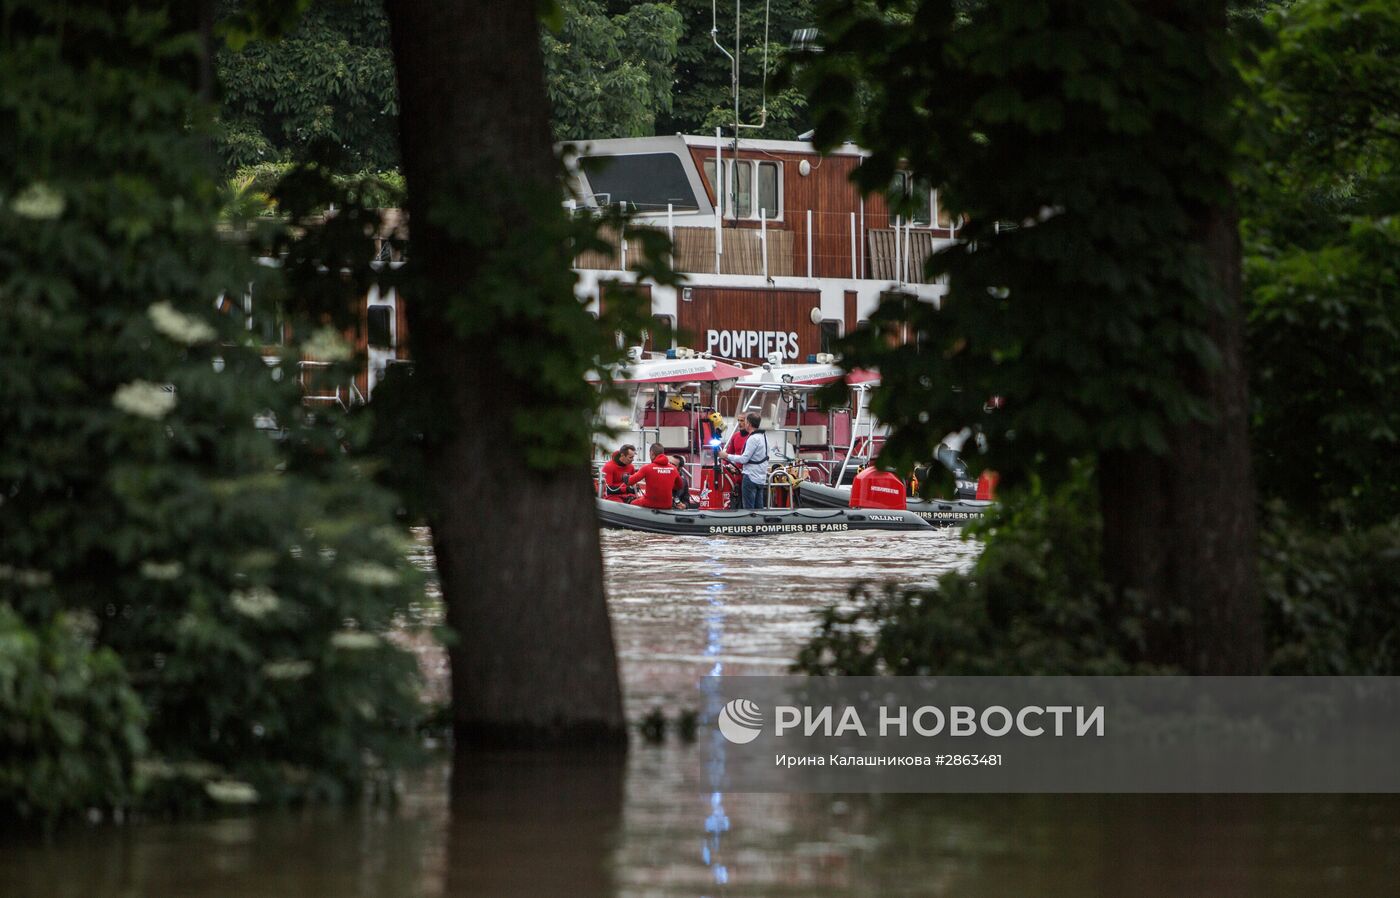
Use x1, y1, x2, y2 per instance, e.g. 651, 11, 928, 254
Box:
600, 444, 637, 501
628, 443, 680, 510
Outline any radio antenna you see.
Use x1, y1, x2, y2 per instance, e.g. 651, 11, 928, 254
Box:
710, 0, 771, 138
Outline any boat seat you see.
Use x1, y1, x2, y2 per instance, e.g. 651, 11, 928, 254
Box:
657, 425, 691, 451
640, 409, 691, 427
798, 424, 828, 447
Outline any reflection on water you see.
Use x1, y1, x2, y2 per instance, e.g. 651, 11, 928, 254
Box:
603, 530, 978, 715
699, 555, 730, 896
444, 750, 624, 897
5, 529, 1400, 897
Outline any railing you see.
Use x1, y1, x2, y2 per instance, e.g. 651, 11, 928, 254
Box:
572, 209, 958, 283
298, 360, 364, 411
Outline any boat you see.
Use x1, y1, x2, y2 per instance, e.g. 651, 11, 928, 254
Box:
596, 497, 931, 536
796, 481, 993, 528
588, 348, 749, 504
731, 358, 885, 487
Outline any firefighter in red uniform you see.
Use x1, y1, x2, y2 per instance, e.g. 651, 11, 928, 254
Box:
601, 444, 638, 501
628, 443, 680, 510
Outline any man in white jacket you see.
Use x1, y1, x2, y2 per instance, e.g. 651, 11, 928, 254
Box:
725, 412, 770, 509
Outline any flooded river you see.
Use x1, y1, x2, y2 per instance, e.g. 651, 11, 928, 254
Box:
5, 530, 1400, 897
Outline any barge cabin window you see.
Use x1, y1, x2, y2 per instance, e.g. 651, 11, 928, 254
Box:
892, 172, 933, 226
704, 158, 782, 220
646, 314, 675, 350
579, 153, 700, 213
367, 304, 394, 349
893, 172, 956, 229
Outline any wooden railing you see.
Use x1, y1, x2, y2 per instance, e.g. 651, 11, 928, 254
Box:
575, 223, 948, 283
574, 226, 794, 277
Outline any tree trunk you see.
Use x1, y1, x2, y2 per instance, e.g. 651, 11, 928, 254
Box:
1100, 202, 1264, 675
384, 2, 626, 745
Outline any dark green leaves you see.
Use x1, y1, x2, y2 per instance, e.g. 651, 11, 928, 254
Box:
1241, 0, 1400, 526
2, 0, 426, 822
799, 0, 1240, 485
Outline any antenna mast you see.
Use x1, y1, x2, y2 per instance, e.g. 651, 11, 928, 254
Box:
710, 0, 771, 220
710, 0, 771, 137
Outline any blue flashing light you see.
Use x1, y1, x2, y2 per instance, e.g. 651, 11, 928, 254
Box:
708, 438, 722, 448
806, 353, 817, 363
666, 347, 678, 359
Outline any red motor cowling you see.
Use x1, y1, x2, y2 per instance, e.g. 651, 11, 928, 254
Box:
850, 468, 908, 510
697, 467, 726, 509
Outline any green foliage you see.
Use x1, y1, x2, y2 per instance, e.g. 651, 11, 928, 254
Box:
1, 1, 426, 822
215, 0, 829, 175
216, 0, 399, 172
231, 160, 404, 209
789, 1, 1388, 678
802, 1, 1236, 486
795, 464, 1166, 676
797, 472, 1400, 678
1262, 509, 1400, 674
0, 606, 148, 821
544, 0, 684, 140
216, 0, 687, 172
658, 0, 814, 138
1241, 0, 1400, 526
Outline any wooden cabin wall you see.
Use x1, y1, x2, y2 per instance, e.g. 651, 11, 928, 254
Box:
676, 286, 822, 363
689, 146, 901, 280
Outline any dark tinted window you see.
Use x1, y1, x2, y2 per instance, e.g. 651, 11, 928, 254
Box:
757, 162, 780, 218
367, 304, 393, 348
580, 154, 699, 212
645, 314, 675, 351
820, 320, 841, 355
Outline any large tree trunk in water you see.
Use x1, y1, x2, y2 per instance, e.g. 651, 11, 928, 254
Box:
385, 2, 626, 745
1100, 201, 1264, 674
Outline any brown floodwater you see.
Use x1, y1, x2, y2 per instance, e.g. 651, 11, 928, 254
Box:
4, 529, 1400, 897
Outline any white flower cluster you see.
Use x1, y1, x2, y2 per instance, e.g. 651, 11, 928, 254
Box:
262, 659, 313, 680
10, 182, 65, 220
140, 560, 183, 581
148, 301, 216, 345
301, 326, 354, 362
330, 630, 380, 651
230, 586, 280, 619
345, 561, 399, 587
205, 780, 260, 805
112, 380, 177, 420
0, 565, 52, 587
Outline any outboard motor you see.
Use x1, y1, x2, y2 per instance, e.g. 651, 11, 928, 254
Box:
935, 442, 979, 500
850, 468, 908, 510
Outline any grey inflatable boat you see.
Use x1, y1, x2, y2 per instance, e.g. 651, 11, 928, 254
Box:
796, 481, 993, 527
596, 498, 931, 535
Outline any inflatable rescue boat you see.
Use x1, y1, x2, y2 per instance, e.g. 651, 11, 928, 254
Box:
797, 480, 994, 527
596, 498, 930, 536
